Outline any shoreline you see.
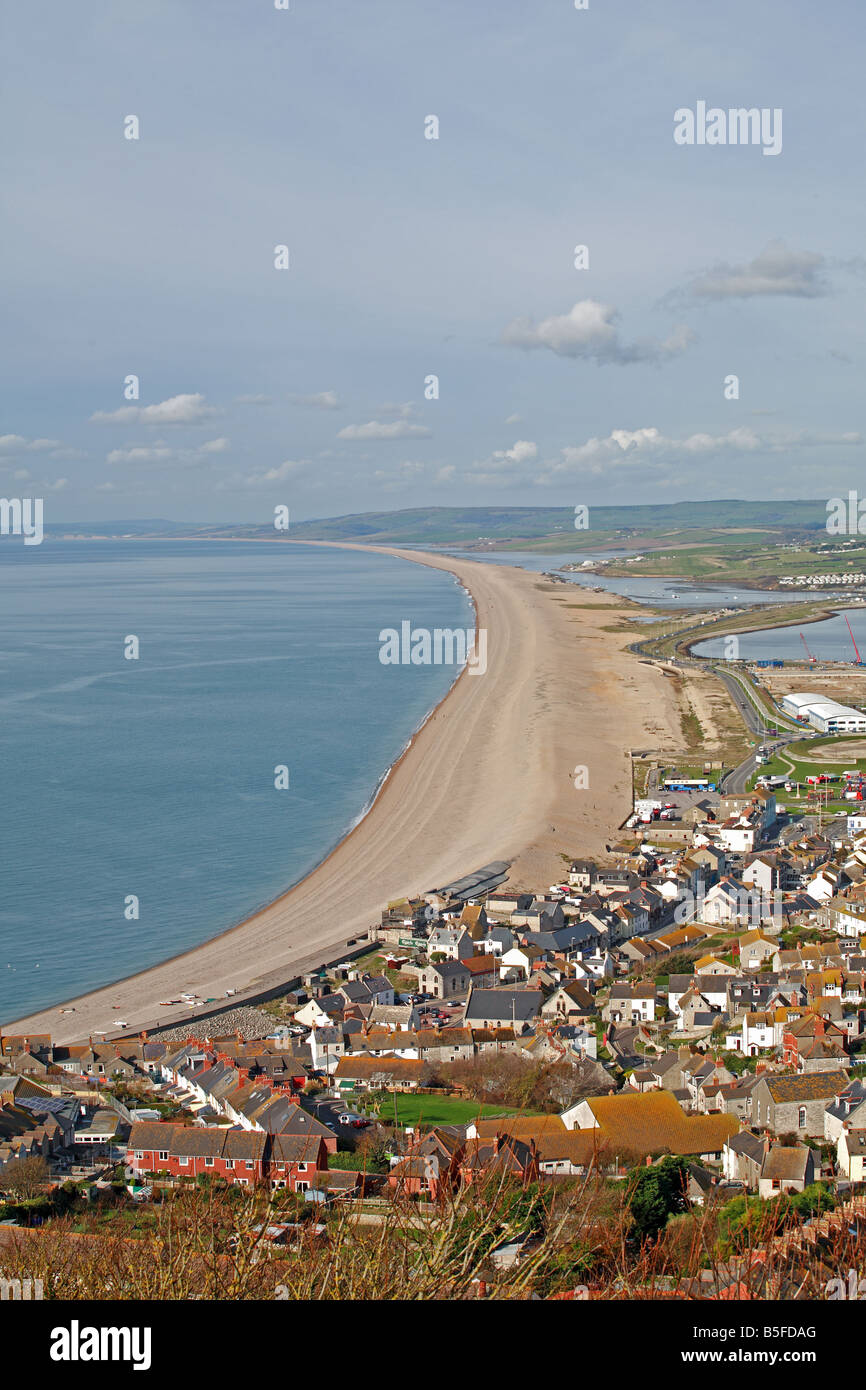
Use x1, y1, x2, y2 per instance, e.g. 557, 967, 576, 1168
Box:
3, 544, 479, 1034
5, 541, 687, 1043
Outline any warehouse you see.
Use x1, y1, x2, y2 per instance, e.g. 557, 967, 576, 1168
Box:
780, 691, 866, 733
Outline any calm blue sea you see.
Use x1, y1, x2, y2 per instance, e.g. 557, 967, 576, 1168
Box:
0, 540, 473, 1018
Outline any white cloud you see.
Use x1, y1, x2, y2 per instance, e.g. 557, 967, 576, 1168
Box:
288, 390, 340, 410
90, 393, 220, 426
107, 445, 175, 465
685, 241, 827, 299
234, 393, 273, 406
0, 435, 61, 453
497, 439, 537, 464
504, 413, 523, 425
538, 424, 861, 481
238, 459, 310, 486
337, 420, 431, 440
502, 299, 693, 364
107, 437, 230, 466
462, 440, 538, 487
371, 460, 426, 490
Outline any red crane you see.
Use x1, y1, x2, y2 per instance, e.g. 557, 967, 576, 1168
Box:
844, 613, 862, 665
800, 632, 816, 664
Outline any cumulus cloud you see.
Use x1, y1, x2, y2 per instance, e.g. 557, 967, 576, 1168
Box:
337, 420, 431, 440
0, 435, 61, 453
537, 424, 861, 481
502, 300, 693, 364
463, 440, 539, 487
683, 240, 828, 299
372, 460, 426, 490
288, 390, 340, 410
237, 459, 311, 486
90, 393, 220, 426
107, 437, 230, 466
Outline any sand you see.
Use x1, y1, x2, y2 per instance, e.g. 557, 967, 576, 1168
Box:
5, 544, 684, 1043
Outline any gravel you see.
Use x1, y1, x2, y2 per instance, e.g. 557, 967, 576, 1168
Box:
153, 1005, 281, 1042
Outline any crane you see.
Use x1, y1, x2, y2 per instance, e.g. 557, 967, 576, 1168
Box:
800, 632, 816, 664
844, 613, 863, 666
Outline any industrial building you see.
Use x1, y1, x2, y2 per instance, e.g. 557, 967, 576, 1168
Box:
780, 692, 866, 734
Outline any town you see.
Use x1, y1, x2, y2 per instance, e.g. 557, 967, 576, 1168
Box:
3, 750, 866, 1297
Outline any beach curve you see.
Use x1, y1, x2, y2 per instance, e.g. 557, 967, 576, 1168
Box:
5, 542, 683, 1042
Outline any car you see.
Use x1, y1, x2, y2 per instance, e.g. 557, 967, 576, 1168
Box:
338, 1112, 362, 1127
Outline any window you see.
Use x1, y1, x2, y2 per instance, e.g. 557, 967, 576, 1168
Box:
135, 1150, 143, 1161
297, 1162, 306, 1173
158, 1150, 168, 1161
245, 1161, 254, 1170
179, 1156, 189, 1165
798, 1106, 807, 1129
205, 1157, 214, 1167
224, 1158, 234, 1169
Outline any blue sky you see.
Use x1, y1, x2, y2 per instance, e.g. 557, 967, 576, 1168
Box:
2, 0, 864, 522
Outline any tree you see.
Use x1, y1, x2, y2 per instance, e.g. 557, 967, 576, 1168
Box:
627, 1156, 689, 1239
1, 1155, 49, 1201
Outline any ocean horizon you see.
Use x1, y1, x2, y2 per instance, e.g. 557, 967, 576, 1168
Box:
0, 539, 473, 1019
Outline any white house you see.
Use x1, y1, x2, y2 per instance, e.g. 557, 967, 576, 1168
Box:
837, 1127, 866, 1180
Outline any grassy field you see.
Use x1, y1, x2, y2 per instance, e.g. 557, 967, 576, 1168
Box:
748, 741, 866, 808
598, 538, 866, 585
368, 1095, 528, 1128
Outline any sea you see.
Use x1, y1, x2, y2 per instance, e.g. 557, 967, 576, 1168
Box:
0, 539, 474, 1019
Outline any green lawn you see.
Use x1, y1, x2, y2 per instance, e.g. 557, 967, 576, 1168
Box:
369, 1095, 529, 1128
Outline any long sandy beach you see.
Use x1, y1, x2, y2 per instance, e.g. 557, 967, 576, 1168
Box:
6, 543, 685, 1043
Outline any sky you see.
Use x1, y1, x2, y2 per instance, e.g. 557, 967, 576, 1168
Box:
2, 0, 865, 523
